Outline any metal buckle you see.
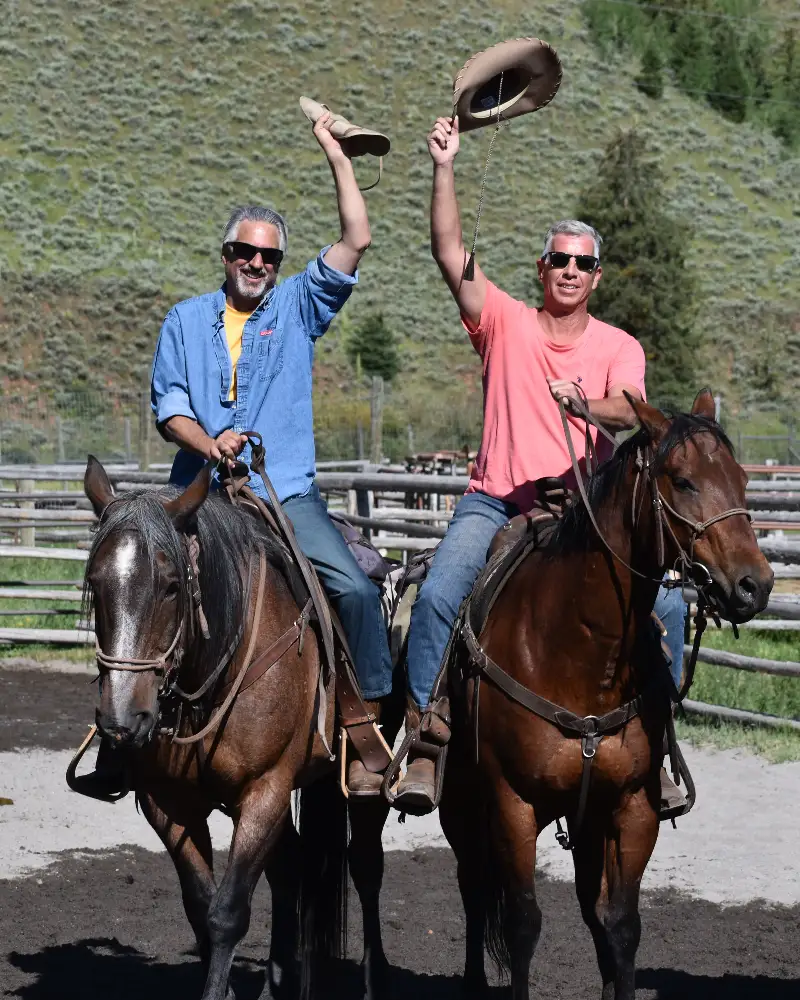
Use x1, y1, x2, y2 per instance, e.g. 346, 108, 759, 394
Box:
581, 716, 600, 759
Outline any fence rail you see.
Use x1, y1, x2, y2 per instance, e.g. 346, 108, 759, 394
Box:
0, 462, 798, 733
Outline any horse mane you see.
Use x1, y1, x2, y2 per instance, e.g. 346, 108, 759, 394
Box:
548, 411, 734, 555
83, 487, 287, 680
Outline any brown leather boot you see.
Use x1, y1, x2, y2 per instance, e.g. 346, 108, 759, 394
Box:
346, 699, 386, 796
392, 696, 451, 815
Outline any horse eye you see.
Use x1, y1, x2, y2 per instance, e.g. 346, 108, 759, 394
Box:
672, 476, 696, 493
164, 580, 180, 598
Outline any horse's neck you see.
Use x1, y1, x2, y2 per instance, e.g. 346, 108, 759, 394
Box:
502, 470, 663, 703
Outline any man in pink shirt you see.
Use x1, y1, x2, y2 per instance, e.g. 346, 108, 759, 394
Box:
395, 115, 686, 812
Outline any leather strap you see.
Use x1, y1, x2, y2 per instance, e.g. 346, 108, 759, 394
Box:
244, 432, 390, 771
219, 599, 313, 698
172, 549, 268, 746
462, 616, 645, 738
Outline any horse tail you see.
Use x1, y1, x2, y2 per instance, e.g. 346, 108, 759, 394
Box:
482, 825, 512, 981
297, 771, 349, 999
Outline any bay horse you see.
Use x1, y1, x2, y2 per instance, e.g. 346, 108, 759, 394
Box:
77, 457, 405, 1000
439, 390, 773, 999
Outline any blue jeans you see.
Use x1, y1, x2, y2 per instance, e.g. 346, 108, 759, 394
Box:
284, 486, 393, 699
407, 491, 519, 708
654, 584, 687, 688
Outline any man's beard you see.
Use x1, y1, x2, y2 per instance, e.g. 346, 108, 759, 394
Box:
233, 268, 273, 304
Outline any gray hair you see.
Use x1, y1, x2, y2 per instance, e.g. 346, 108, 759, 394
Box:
222, 205, 288, 252
542, 220, 603, 259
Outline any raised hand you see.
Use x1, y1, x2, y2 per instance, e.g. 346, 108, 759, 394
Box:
312, 110, 348, 163
427, 115, 460, 166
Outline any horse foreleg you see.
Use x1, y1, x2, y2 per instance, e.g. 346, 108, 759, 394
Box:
348, 796, 392, 1000
440, 747, 489, 998
261, 817, 302, 1000
202, 776, 292, 1000
140, 788, 217, 969
491, 780, 541, 1000
572, 785, 659, 1000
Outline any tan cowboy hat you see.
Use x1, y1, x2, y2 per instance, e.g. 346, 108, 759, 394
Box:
299, 97, 391, 158
453, 37, 562, 132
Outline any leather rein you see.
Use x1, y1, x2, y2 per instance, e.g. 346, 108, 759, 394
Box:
463, 391, 750, 849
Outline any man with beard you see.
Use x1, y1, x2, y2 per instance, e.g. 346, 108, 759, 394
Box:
138, 113, 392, 790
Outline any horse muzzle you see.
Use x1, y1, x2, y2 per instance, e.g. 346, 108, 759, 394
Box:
700, 563, 773, 624
96, 709, 156, 749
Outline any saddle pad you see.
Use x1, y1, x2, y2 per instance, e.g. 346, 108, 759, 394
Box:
467, 514, 560, 641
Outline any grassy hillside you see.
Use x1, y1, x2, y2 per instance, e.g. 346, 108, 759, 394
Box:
0, 0, 798, 456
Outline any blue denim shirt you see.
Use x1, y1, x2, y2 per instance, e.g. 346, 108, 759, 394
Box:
151, 247, 357, 502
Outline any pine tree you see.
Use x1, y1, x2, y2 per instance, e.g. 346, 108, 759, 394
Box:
346, 312, 400, 383
772, 29, 800, 148
709, 22, 749, 122
636, 36, 664, 99
670, 14, 713, 99
576, 131, 700, 407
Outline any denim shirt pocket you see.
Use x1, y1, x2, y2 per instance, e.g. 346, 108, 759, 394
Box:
258, 324, 285, 386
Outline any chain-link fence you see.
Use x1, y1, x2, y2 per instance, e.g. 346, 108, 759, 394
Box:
0, 389, 795, 470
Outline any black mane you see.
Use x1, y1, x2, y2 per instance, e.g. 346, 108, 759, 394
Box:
84, 487, 286, 679
549, 412, 734, 555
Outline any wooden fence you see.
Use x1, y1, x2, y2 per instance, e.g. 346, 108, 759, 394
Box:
0, 463, 799, 732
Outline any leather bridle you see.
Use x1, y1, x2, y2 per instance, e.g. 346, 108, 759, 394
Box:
91, 517, 249, 728
558, 393, 751, 609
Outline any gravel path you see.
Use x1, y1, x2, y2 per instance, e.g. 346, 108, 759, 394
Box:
3, 665, 800, 903
3, 666, 800, 996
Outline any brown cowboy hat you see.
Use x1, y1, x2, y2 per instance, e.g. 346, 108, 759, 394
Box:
453, 37, 562, 132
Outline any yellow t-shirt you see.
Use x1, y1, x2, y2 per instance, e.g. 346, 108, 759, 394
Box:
224, 304, 253, 400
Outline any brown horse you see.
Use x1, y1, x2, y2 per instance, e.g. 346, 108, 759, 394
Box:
78, 457, 404, 1000
439, 390, 773, 1000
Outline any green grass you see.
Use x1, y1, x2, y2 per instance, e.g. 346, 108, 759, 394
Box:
675, 716, 800, 763
678, 621, 800, 760
0, 554, 91, 662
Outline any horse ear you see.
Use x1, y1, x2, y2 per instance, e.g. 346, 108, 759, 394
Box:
623, 391, 668, 440
691, 388, 716, 420
163, 464, 211, 530
84, 455, 115, 517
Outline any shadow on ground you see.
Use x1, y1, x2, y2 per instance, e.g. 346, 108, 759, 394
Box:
3, 847, 800, 998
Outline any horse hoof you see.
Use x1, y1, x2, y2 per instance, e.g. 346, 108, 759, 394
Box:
364, 955, 390, 1000
461, 973, 488, 999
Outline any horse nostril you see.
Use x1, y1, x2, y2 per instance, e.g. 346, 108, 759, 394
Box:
736, 575, 758, 601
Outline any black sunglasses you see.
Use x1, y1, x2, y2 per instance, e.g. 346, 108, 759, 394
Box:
544, 251, 599, 273
223, 241, 284, 268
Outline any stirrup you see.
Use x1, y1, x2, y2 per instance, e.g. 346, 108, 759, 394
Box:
339, 725, 394, 799
382, 701, 450, 816
65, 725, 131, 803
659, 739, 696, 823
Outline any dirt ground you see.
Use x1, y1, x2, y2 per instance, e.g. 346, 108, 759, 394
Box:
3, 666, 800, 998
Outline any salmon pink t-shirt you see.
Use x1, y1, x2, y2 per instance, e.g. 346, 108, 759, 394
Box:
464, 281, 646, 512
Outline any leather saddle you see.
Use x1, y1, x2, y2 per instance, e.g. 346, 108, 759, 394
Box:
468, 477, 572, 640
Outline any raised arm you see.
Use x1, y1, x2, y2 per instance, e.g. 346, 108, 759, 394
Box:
428, 116, 487, 328
313, 112, 371, 276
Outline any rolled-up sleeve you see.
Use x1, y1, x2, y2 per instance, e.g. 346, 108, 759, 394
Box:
296, 245, 358, 339
151, 308, 197, 426
607, 335, 647, 400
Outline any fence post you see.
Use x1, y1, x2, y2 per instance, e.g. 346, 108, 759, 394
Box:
356, 421, 364, 461
56, 417, 65, 463
356, 488, 372, 540
124, 417, 132, 463
407, 423, 414, 457
18, 478, 35, 547
370, 376, 384, 465
139, 393, 151, 472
